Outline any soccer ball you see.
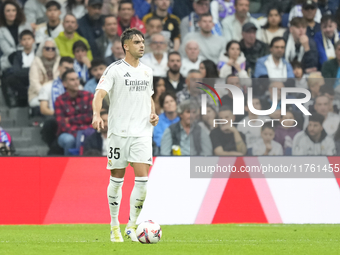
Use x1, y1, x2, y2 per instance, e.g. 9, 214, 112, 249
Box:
136, 220, 162, 244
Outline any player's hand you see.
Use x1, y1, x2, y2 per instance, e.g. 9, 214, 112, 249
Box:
299, 35, 310, 50
150, 113, 159, 126
92, 114, 104, 131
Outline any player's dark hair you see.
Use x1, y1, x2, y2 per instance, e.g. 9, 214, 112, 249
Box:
199, 13, 212, 21
91, 58, 107, 69
320, 14, 335, 25
168, 51, 181, 60
61, 69, 76, 81
46, 0, 61, 10
59, 56, 74, 66
72, 40, 88, 53
261, 122, 275, 132
270, 36, 285, 48
120, 28, 144, 53
319, 85, 335, 96
159, 91, 177, 109
118, 0, 133, 11
19, 29, 34, 40
309, 113, 325, 125
146, 16, 162, 25
219, 105, 233, 113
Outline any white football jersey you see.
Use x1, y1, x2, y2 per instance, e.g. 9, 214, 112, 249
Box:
96, 59, 154, 137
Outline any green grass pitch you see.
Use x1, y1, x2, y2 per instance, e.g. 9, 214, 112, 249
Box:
1, 224, 340, 255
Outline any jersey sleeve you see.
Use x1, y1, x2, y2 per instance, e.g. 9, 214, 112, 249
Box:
149, 68, 154, 96
96, 66, 115, 93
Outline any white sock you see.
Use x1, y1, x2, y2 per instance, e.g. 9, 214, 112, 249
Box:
107, 176, 124, 227
127, 177, 148, 227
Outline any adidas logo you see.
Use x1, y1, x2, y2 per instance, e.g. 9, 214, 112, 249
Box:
124, 72, 131, 77
148, 158, 152, 162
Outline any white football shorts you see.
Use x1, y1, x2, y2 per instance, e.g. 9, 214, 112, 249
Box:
106, 133, 153, 169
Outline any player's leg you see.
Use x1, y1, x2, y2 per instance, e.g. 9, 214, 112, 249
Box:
125, 136, 152, 241
107, 134, 129, 242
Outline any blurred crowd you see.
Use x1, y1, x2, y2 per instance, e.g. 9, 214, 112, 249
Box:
1, 0, 340, 156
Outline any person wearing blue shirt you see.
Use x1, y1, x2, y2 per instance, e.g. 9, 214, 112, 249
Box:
84, 58, 107, 94
153, 91, 180, 147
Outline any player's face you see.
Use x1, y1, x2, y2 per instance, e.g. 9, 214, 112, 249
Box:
307, 121, 323, 137
74, 48, 87, 63
91, 64, 106, 80
46, 6, 61, 21
261, 128, 275, 143
124, 34, 145, 58
163, 95, 177, 113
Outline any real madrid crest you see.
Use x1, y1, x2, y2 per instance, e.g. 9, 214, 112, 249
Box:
108, 160, 112, 167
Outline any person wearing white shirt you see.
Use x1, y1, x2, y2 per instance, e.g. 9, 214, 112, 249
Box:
252, 123, 283, 156
35, 1, 64, 44
221, 0, 261, 43
140, 33, 168, 77
180, 41, 204, 77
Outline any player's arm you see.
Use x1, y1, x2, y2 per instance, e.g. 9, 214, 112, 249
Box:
92, 89, 107, 131
150, 97, 159, 126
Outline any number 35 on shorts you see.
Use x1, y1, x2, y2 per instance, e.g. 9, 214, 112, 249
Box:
108, 147, 120, 159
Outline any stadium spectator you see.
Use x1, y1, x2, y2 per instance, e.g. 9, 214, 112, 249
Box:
2, 30, 35, 107
61, 0, 87, 20
117, 0, 146, 36
260, 6, 287, 45
289, 0, 322, 23
180, 41, 204, 78
334, 122, 340, 155
55, 14, 93, 60
318, 0, 336, 16
153, 91, 180, 148
83, 110, 108, 156
24, 0, 48, 27
254, 37, 294, 79
292, 113, 336, 155
252, 123, 284, 156
210, 105, 247, 156
319, 85, 340, 114
96, 15, 119, 59
260, 0, 294, 14
199, 60, 219, 78
304, 95, 340, 137
321, 41, 340, 80
77, 0, 104, 58
73, 40, 91, 85
261, 81, 287, 120
35, 1, 63, 44
28, 38, 60, 108
160, 99, 212, 156
237, 97, 269, 149
0, 0, 32, 71
292, 61, 308, 88
303, 72, 325, 112
164, 52, 185, 92
142, 0, 181, 51
210, 0, 235, 25
55, 69, 94, 155
274, 110, 301, 155
198, 104, 218, 135
180, 0, 211, 39
181, 14, 225, 64
0, 111, 15, 156
221, 74, 243, 108
176, 69, 203, 105
218, 40, 250, 83
221, 0, 261, 43
38, 56, 74, 116
285, 17, 318, 73
105, 38, 125, 66
315, 15, 340, 68
152, 77, 166, 115
172, 0, 194, 20
302, 0, 321, 39
144, 17, 163, 54
84, 58, 107, 94
240, 22, 269, 77
131, 0, 152, 20
141, 33, 168, 77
